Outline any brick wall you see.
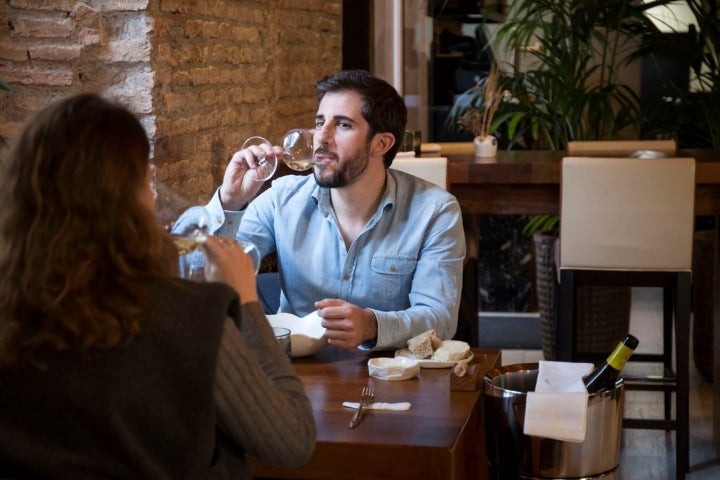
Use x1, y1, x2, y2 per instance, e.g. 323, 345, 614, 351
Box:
0, 0, 342, 201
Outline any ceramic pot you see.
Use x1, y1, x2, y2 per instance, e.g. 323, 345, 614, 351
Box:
473, 135, 498, 158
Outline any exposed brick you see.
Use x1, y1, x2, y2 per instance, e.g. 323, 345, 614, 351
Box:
2, 68, 73, 86
0, 42, 29, 61
12, 17, 75, 38
78, 28, 103, 47
95, 0, 150, 12
69, 3, 101, 26
9, 0, 76, 10
14, 92, 66, 113
102, 39, 152, 62
29, 45, 82, 61
1, 0, 342, 192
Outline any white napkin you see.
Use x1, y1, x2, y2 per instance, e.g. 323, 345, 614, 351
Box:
523, 360, 594, 443
266, 311, 328, 357
342, 402, 412, 411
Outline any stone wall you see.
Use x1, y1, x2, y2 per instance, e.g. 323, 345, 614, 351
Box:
0, 0, 342, 201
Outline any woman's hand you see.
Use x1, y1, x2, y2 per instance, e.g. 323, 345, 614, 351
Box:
202, 236, 258, 304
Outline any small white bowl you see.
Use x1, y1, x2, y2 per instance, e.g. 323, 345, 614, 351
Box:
368, 356, 420, 381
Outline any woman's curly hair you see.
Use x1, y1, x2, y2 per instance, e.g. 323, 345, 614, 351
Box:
0, 93, 177, 368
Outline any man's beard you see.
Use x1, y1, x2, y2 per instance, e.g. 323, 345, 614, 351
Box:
313, 143, 370, 188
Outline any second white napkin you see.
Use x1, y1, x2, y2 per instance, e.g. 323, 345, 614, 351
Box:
523, 360, 594, 443
342, 402, 411, 411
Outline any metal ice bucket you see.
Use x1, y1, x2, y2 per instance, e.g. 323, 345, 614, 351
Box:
483, 363, 623, 480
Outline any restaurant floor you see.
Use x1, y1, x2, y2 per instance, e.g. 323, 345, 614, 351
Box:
501, 288, 720, 479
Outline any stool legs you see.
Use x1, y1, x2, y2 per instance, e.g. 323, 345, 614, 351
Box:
556, 270, 691, 479
675, 273, 691, 478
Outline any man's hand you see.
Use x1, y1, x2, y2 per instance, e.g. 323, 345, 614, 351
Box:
315, 298, 378, 349
219, 143, 283, 210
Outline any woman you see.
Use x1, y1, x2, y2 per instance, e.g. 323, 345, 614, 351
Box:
0, 93, 315, 478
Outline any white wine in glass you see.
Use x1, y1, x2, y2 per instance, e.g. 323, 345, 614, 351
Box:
170, 206, 211, 255
153, 182, 211, 255
281, 128, 319, 171
241, 128, 319, 182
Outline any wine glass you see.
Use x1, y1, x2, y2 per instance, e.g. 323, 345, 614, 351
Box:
241, 128, 319, 182
153, 181, 210, 256
281, 128, 319, 171
241, 136, 280, 182
152, 181, 262, 277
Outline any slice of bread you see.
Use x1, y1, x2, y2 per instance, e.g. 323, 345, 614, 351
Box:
431, 340, 470, 362
407, 329, 442, 359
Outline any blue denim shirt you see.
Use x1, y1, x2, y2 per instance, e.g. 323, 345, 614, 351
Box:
205, 169, 465, 350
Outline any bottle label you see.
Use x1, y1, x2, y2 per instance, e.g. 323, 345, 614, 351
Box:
606, 343, 634, 371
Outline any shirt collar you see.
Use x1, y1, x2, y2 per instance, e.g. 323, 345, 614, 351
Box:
312, 171, 397, 219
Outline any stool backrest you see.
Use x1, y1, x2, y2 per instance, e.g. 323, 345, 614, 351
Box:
559, 156, 695, 271
390, 156, 448, 190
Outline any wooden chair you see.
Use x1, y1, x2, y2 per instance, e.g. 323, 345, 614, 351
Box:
557, 156, 695, 480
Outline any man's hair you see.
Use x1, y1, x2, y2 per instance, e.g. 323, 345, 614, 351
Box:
316, 70, 407, 167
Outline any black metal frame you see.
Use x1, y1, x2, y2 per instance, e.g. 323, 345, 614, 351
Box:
557, 269, 691, 480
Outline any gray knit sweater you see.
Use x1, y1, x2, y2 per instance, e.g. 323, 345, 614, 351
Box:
0, 276, 315, 479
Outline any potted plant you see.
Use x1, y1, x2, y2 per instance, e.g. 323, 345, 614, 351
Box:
448, 0, 662, 358
453, 64, 504, 157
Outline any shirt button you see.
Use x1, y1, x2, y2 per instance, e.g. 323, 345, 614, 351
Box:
342, 274, 349, 281
390, 265, 397, 272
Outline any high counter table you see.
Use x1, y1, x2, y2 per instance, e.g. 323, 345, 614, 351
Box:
445, 148, 720, 459
446, 149, 720, 216
247, 346, 501, 480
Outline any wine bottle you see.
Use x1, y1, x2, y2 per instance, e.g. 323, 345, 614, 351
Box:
583, 334, 640, 394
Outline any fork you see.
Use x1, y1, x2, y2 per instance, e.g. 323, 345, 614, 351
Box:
348, 385, 375, 429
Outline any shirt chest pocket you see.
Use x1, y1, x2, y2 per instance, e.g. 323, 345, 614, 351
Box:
370, 256, 417, 304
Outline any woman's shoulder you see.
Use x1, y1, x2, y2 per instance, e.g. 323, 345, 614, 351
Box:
140, 275, 239, 323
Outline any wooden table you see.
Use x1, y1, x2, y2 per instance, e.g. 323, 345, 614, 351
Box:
447, 149, 720, 216
445, 149, 720, 459
248, 347, 502, 480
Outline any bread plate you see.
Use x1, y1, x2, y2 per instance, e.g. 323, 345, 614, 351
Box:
394, 348, 473, 369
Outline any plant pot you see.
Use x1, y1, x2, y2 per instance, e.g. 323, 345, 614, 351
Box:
473, 135, 498, 158
533, 231, 631, 360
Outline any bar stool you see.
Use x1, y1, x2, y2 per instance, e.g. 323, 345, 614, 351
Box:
565, 138, 680, 420
556, 156, 695, 480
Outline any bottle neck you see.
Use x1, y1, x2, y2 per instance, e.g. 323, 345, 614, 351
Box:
606, 342, 635, 371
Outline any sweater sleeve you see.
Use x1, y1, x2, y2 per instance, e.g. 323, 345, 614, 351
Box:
214, 301, 316, 467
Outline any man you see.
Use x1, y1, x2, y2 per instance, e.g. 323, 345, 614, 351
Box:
206, 70, 465, 351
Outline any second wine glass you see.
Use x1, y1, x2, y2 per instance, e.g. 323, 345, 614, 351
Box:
153, 181, 210, 255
